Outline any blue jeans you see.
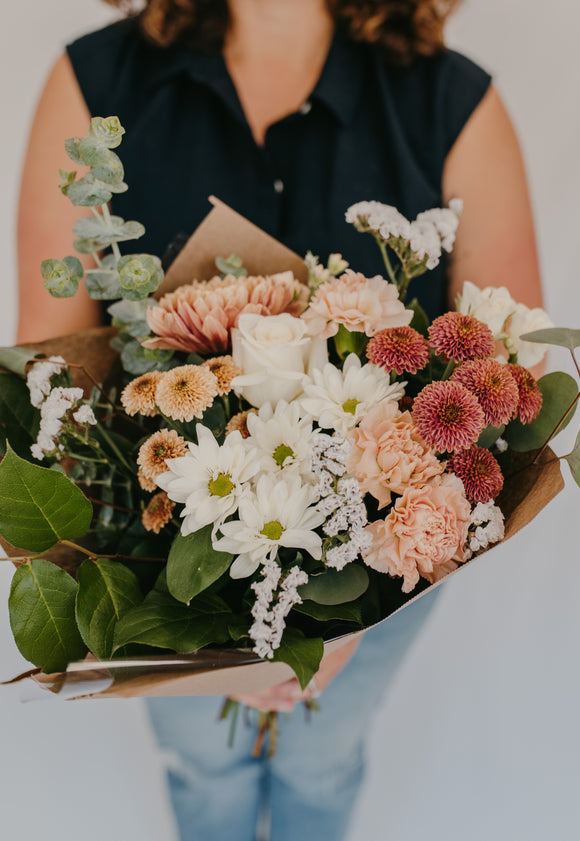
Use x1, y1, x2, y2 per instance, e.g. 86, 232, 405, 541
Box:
146, 588, 439, 841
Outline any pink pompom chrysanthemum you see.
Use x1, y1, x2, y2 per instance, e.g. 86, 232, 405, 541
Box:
507, 364, 543, 424
412, 380, 485, 453
451, 358, 519, 427
447, 445, 504, 504
366, 326, 430, 375
428, 312, 495, 362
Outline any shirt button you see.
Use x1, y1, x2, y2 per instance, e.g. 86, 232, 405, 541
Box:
273, 179, 284, 194
299, 100, 312, 115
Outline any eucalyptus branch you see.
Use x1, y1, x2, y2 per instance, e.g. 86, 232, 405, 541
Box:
101, 203, 122, 263
533, 390, 580, 465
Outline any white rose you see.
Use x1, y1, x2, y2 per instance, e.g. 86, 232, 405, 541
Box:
456, 281, 516, 336
504, 303, 554, 368
231, 313, 328, 408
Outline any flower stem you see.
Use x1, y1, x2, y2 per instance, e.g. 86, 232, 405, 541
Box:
374, 235, 398, 285
441, 360, 456, 381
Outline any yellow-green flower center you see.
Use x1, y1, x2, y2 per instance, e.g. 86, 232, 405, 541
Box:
342, 398, 359, 415
261, 520, 285, 541
208, 472, 235, 497
273, 443, 294, 468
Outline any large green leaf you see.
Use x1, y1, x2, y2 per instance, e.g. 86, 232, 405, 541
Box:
75, 559, 143, 659
112, 589, 232, 654
298, 565, 369, 605
0, 346, 39, 377
293, 599, 363, 624
0, 445, 93, 551
520, 327, 580, 351
565, 429, 580, 488
9, 559, 87, 673
167, 525, 233, 605
477, 424, 505, 450
271, 628, 324, 690
0, 373, 40, 458
504, 372, 578, 452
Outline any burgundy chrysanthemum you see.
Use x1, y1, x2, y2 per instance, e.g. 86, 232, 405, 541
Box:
412, 381, 485, 453
428, 312, 495, 362
507, 364, 543, 424
451, 359, 519, 427
447, 446, 504, 504
366, 326, 430, 375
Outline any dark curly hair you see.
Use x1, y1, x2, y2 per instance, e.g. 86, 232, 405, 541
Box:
103, 0, 462, 65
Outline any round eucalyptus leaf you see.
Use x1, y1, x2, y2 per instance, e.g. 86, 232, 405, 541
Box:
73, 237, 101, 255
504, 371, 579, 452
107, 180, 129, 194
41, 257, 83, 298
89, 116, 125, 149
79, 135, 112, 167
92, 152, 125, 186
67, 174, 112, 207
85, 268, 122, 300
64, 137, 83, 165
118, 254, 163, 301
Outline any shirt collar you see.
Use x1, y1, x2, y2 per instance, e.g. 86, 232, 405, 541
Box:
144, 27, 366, 127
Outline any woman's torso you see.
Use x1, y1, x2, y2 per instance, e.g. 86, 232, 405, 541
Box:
67, 19, 491, 321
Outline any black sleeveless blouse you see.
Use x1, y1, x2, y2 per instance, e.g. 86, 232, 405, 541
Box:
67, 19, 491, 321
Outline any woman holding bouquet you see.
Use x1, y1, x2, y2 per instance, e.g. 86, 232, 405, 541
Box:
16, 1, 545, 839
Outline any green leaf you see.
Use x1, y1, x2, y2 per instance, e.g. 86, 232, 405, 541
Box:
565, 428, 580, 488
477, 424, 505, 449
167, 525, 234, 605
504, 372, 579, 452
66, 174, 112, 207
407, 297, 430, 339
89, 116, 125, 149
298, 565, 369, 605
41, 257, 83, 298
215, 253, 248, 278
75, 558, 143, 659
0, 373, 40, 458
91, 153, 125, 186
118, 254, 163, 301
64, 137, 83, 165
0, 346, 40, 377
293, 599, 363, 624
73, 215, 145, 246
85, 268, 122, 300
271, 628, 324, 690
112, 589, 232, 654
9, 559, 87, 673
520, 327, 580, 351
0, 445, 93, 551
78, 135, 113, 167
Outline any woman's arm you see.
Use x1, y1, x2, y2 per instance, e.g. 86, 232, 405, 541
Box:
442, 85, 544, 311
17, 53, 101, 343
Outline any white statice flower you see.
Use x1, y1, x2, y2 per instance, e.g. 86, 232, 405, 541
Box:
464, 501, 505, 559
504, 303, 554, 368
156, 425, 260, 536
455, 281, 517, 336
72, 405, 97, 426
495, 437, 508, 453
249, 561, 308, 659
312, 432, 353, 479
26, 356, 67, 408
31, 386, 84, 459
214, 473, 325, 578
246, 401, 317, 479
408, 218, 443, 270
299, 354, 406, 433
415, 204, 461, 253
345, 201, 412, 240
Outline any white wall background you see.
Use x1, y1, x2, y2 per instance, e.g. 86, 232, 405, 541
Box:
1, 2, 579, 840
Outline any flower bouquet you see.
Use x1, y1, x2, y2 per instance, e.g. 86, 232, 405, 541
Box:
1, 118, 577, 705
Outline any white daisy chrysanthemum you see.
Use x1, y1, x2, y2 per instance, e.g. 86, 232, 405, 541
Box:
246, 401, 317, 479
156, 425, 260, 536
214, 473, 325, 578
299, 354, 406, 433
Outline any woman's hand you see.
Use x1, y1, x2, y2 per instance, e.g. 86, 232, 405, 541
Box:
230, 636, 361, 712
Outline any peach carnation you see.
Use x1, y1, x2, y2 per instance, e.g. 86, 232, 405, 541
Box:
301, 269, 412, 339
362, 474, 471, 593
348, 402, 444, 508
144, 272, 308, 355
